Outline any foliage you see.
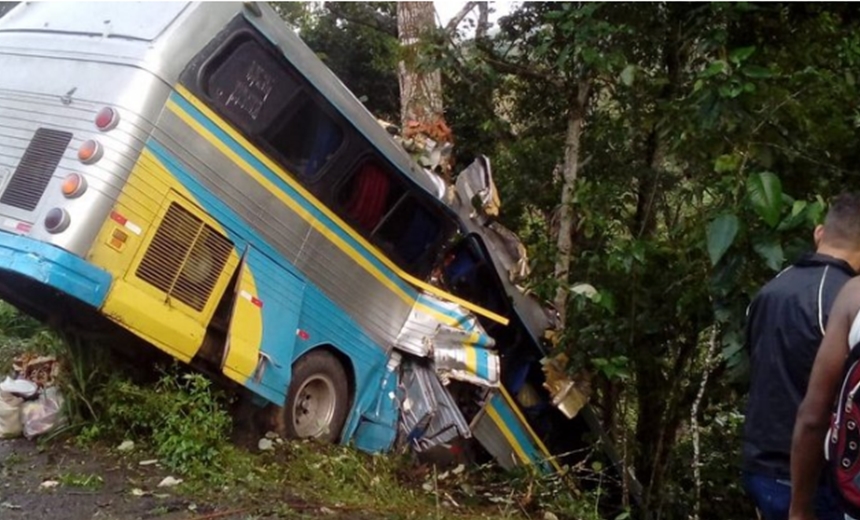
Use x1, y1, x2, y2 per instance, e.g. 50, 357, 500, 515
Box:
82, 370, 232, 476
389, 2, 860, 517
0, 301, 63, 375
274, 2, 401, 123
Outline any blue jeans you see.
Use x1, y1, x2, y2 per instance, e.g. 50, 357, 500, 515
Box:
742, 471, 846, 520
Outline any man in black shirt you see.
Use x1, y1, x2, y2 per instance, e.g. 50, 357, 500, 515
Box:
743, 193, 860, 520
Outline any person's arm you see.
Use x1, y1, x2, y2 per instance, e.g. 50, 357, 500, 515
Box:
789, 280, 858, 519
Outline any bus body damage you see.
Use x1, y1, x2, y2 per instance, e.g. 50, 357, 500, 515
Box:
346, 151, 605, 475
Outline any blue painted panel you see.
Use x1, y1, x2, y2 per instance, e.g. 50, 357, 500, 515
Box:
490, 392, 552, 473
0, 231, 111, 308
240, 246, 305, 402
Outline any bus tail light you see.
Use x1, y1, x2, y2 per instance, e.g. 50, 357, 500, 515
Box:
78, 140, 102, 164
44, 208, 70, 233
61, 173, 87, 198
95, 107, 119, 131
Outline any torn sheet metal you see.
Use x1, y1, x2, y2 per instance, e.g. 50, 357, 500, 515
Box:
454, 155, 500, 218
541, 354, 591, 420
398, 360, 471, 452
394, 293, 499, 386
470, 388, 561, 474
433, 334, 499, 387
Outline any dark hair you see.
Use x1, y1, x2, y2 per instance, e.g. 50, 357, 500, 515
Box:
823, 192, 860, 247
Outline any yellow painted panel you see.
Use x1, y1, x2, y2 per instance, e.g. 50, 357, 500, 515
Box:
123, 188, 239, 323
88, 149, 196, 278
221, 263, 263, 384
91, 148, 240, 363
102, 280, 205, 362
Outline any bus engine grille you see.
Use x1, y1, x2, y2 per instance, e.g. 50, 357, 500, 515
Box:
0, 128, 73, 211
136, 202, 233, 312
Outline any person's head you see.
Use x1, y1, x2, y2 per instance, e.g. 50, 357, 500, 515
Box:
815, 193, 860, 268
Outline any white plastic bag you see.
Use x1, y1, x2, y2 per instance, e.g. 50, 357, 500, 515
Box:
21, 387, 66, 439
0, 391, 23, 438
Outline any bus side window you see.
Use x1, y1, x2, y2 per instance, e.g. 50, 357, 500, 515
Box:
201, 36, 344, 180
265, 97, 343, 178
338, 160, 403, 233
335, 159, 441, 276
204, 39, 299, 136
376, 199, 440, 267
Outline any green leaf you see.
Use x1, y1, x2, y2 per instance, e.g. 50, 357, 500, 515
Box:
729, 46, 756, 64
741, 65, 773, 78
753, 238, 784, 271
620, 64, 636, 86
746, 172, 783, 227
791, 200, 808, 217
714, 154, 739, 173
807, 199, 825, 226
701, 60, 727, 78
706, 214, 740, 266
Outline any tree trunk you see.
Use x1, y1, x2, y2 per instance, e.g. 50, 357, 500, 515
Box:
476, 2, 490, 39
397, 2, 444, 130
552, 81, 591, 330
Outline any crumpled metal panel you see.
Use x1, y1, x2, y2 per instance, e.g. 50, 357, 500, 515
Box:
398, 360, 471, 452
432, 326, 500, 387
541, 354, 590, 420
394, 293, 499, 387
454, 155, 500, 218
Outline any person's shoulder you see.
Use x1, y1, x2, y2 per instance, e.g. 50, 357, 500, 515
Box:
840, 276, 860, 295
832, 277, 860, 315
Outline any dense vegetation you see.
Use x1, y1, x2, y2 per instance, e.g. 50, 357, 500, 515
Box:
279, 2, 860, 518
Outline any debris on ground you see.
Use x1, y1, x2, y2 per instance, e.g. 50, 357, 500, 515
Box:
0, 353, 66, 440
158, 476, 183, 488
0, 390, 23, 438
117, 440, 135, 452
12, 354, 59, 389
20, 386, 66, 439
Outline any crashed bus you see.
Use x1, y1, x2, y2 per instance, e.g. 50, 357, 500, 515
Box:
0, 0, 628, 482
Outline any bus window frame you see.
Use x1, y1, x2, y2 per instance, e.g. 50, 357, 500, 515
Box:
332, 153, 453, 279
191, 26, 347, 185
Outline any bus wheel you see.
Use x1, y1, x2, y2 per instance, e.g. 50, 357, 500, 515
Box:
283, 350, 349, 443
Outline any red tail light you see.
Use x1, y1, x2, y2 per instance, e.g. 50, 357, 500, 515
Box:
95, 107, 119, 131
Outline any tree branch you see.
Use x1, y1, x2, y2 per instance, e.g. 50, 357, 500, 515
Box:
444, 1, 478, 35
323, 2, 397, 37
480, 54, 563, 87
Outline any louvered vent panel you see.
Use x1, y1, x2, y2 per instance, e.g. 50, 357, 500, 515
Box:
136, 203, 233, 312
1, 128, 72, 211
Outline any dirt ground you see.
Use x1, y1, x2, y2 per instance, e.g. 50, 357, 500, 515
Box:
0, 437, 375, 520
0, 438, 239, 520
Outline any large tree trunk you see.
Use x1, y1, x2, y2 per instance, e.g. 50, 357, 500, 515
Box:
397, 2, 444, 130
552, 81, 591, 329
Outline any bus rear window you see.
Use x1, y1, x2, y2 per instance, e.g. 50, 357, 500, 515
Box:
205, 39, 298, 135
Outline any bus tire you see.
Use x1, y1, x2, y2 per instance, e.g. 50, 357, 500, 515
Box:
282, 350, 349, 443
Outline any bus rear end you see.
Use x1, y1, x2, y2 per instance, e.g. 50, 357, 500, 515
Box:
0, 2, 193, 321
